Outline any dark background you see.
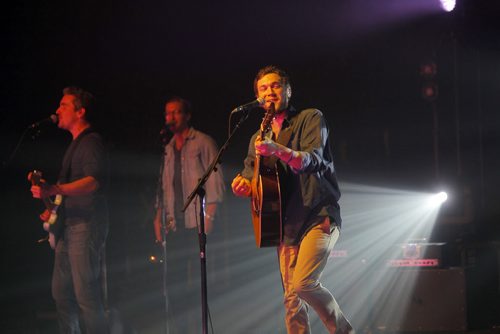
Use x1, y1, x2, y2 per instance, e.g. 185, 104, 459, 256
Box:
1, 0, 499, 332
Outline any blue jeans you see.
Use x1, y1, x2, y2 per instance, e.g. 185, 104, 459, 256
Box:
52, 221, 108, 334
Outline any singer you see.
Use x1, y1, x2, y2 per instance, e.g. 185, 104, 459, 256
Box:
153, 96, 225, 334
231, 66, 354, 334
29, 86, 109, 333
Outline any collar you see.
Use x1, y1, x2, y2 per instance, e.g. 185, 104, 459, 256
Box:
167, 127, 196, 147
73, 126, 94, 141
282, 106, 298, 128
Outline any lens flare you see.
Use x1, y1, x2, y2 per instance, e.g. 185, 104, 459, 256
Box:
440, 0, 456, 12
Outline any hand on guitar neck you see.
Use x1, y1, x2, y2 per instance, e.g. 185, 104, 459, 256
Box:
29, 173, 60, 199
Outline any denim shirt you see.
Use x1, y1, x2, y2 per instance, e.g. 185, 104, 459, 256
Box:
241, 107, 341, 245
161, 127, 225, 229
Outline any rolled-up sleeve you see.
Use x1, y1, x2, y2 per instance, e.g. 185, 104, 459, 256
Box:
293, 110, 331, 174
201, 136, 225, 204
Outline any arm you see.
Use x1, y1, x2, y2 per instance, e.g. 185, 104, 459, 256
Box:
31, 176, 99, 198
201, 136, 225, 204
204, 202, 217, 234
255, 137, 303, 170
52, 176, 99, 196
231, 130, 258, 197
153, 207, 176, 243
255, 110, 331, 174
199, 134, 225, 233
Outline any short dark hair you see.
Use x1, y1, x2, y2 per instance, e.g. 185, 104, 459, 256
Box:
62, 86, 95, 121
253, 65, 291, 95
164, 96, 193, 116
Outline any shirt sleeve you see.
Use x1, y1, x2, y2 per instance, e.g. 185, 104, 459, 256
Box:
241, 132, 258, 180
201, 135, 225, 204
294, 110, 333, 174
79, 134, 107, 184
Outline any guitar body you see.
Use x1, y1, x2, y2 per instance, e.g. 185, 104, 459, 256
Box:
251, 157, 282, 247
250, 103, 283, 248
29, 170, 63, 250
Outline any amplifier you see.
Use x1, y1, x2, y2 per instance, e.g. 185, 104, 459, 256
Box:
386, 242, 446, 268
371, 268, 467, 331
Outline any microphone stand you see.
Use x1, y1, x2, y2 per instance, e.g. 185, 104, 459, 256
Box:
182, 109, 253, 334
2, 124, 43, 168
156, 135, 170, 334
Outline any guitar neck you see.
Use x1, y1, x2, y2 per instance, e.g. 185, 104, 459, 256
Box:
42, 197, 54, 211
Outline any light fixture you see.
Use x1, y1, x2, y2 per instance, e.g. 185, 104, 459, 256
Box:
422, 82, 439, 101
428, 191, 448, 207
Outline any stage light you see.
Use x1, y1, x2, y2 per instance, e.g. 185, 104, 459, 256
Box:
421, 82, 439, 101
148, 254, 162, 263
428, 191, 448, 207
435, 191, 448, 203
419, 61, 437, 78
422, 81, 439, 102
419, 61, 439, 102
440, 0, 456, 12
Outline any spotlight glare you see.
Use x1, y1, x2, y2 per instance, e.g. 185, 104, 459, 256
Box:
437, 191, 448, 203
440, 0, 456, 12
432, 191, 448, 205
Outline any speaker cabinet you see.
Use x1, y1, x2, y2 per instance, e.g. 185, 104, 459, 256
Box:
371, 268, 467, 332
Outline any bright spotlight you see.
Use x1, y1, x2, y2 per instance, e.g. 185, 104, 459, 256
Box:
429, 191, 448, 206
436, 191, 448, 203
440, 0, 456, 12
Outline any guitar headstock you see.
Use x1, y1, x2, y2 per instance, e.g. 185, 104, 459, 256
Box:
259, 102, 276, 139
28, 170, 43, 186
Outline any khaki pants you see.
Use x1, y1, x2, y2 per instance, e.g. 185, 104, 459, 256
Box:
278, 217, 353, 334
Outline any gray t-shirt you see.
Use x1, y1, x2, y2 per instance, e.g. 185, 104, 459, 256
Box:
58, 128, 108, 224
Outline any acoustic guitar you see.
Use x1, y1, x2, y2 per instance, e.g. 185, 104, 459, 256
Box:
28, 170, 62, 249
250, 103, 282, 247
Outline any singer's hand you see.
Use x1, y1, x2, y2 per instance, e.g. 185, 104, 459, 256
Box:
166, 217, 177, 233
153, 211, 176, 243
204, 216, 214, 234
255, 137, 278, 157
30, 181, 55, 199
232, 174, 251, 197
39, 209, 51, 222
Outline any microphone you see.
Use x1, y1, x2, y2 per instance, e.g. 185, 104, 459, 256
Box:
161, 121, 175, 134
159, 121, 175, 143
29, 114, 58, 128
231, 97, 265, 114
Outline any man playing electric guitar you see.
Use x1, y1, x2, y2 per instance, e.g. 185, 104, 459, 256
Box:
29, 87, 109, 334
231, 66, 354, 334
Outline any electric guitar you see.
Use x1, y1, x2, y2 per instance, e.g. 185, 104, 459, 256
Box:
250, 102, 282, 247
28, 170, 63, 249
